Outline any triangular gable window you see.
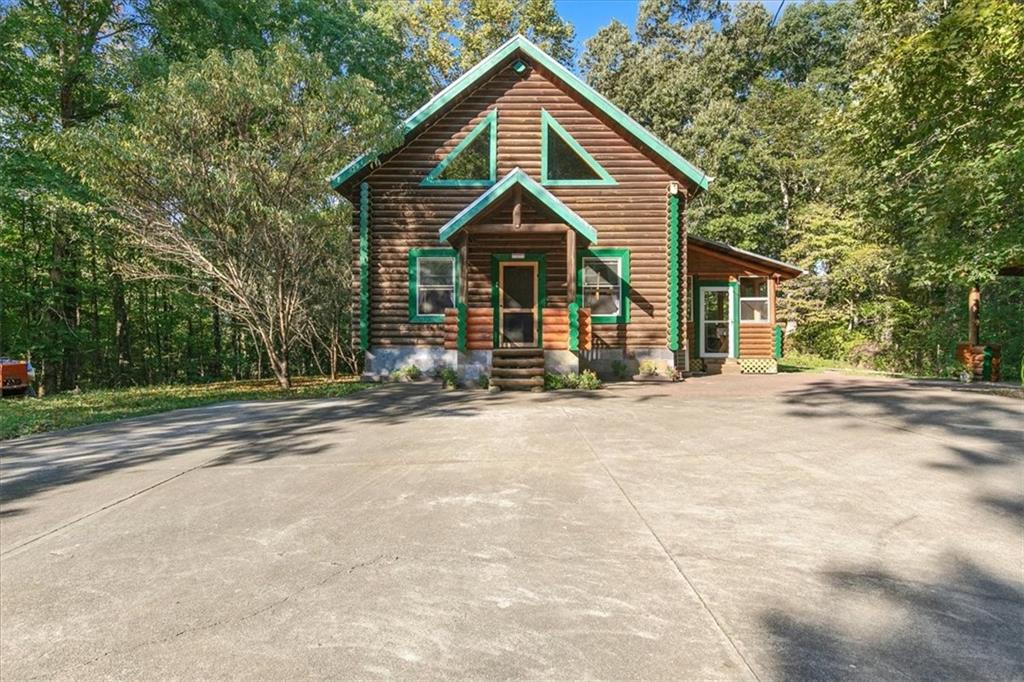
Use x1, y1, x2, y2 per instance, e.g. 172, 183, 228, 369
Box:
422, 110, 497, 187
541, 110, 616, 186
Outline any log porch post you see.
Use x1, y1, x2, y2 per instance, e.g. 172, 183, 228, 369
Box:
458, 235, 469, 306
566, 228, 576, 304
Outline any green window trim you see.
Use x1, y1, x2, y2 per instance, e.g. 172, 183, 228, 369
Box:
408, 247, 459, 324
421, 109, 497, 187
358, 182, 370, 352
576, 248, 630, 325
491, 253, 547, 348
540, 109, 616, 187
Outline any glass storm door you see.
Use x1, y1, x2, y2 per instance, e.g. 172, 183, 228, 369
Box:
499, 262, 538, 347
700, 287, 733, 357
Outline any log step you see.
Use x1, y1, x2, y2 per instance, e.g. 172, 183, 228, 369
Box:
492, 356, 546, 369
492, 366, 545, 379
493, 348, 545, 358
491, 376, 544, 391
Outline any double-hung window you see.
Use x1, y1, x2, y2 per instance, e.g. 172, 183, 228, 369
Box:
739, 277, 770, 322
409, 248, 458, 323
578, 248, 630, 324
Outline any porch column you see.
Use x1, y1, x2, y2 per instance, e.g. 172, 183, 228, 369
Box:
566, 228, 576, 304
458, 235, 469, 306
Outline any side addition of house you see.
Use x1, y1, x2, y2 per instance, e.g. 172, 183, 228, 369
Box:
332, 36, 802, 388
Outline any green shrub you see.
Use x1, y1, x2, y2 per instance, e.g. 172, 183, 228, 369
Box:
438, 367, 458, 388
638, 359, 660, 376
544, 372, 566, 390
577, 369, 602, 389
544, 370, 601, 390
391, 364, 421, 381
610, 359, 629, 381
477, 374, 490, 389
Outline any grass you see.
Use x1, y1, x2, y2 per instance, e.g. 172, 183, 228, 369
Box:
778, 352, 859, 373
0, 377, 372, 441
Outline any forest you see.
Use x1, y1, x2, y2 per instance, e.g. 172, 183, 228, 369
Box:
1, 0, 1021, 394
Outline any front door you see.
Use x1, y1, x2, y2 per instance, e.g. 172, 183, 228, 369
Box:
499, 262, 538, 347
700, 286, 733, 357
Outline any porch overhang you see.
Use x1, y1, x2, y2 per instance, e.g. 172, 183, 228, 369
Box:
438, 168, 598, 244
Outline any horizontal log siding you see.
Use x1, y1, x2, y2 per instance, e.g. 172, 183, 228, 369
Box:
739, 324, 774, 357
466, 233, 566, 308
361, 62, 676, 348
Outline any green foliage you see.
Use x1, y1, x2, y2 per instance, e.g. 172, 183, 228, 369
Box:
584, 0, 1023, 380
544, 369, 601, 390
477, 373, 490, 389
439, 366, 459, 388
610, 359, 629, 381
0, 378, 371, 441
638, 359, 660, 376
391, 364, 422, 381
0, 0, 423, 393
408, 0, 575, 89
837, 0, 1024, 284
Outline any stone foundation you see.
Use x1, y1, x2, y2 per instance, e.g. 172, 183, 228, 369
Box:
580, 347, 676, 380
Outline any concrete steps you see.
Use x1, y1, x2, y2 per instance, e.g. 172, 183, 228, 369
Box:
491, 348, 545, 391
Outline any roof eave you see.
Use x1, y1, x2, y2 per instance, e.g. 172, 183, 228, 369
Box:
438, 168, 598, 243
689, 235, 804, 277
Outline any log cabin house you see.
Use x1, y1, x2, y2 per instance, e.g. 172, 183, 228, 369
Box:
332, 36, 802, 389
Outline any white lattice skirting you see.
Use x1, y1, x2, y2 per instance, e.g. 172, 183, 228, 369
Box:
740, 358, 778, 374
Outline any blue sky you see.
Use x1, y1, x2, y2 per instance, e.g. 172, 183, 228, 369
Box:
555, 0, 789, 53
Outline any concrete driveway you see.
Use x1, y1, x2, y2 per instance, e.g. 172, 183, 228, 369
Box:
1, 373, 1021, 680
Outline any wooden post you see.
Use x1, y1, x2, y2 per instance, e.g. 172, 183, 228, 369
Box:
566, 228, 576, 304
458, 236, 468, 306
512, 186, 522, 230
968, 283, 980, 345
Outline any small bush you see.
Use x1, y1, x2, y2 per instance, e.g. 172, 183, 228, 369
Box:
438, 367, 458, 388
638, 359, 660, 376
610, 359, 629, 381
544, 372, 566, 390
544, 370, 601, 390
477, 374, 490, 389
577, 369, 602, 389
391, 364, 421, 382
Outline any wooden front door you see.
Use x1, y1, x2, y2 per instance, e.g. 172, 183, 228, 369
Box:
498, 262, 539, 347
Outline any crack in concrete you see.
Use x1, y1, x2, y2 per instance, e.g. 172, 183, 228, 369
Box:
565, 407, 762, 682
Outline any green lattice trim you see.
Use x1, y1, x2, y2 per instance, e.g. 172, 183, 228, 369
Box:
667, 193, 680, 351
358, 182, 370, 352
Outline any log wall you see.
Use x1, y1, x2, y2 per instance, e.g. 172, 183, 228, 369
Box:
356, 60, 684, 349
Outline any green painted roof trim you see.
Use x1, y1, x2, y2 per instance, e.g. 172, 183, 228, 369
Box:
421, 109, 497, 187
438, 168, 599, 243
331, 35, 709, 191
540, 109, 616, 186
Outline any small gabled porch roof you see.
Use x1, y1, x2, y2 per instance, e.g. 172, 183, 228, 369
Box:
438, 168, 598, 244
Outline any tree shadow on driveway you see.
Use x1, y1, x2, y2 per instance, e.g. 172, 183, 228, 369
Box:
763, 377, 1024, 680
0, 385, 529, 508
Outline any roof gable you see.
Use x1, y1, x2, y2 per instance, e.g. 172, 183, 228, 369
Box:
438, 168, 598, 243
331, 35, 709, 192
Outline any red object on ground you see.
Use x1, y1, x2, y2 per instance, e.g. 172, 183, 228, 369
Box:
0, 360, 30, 396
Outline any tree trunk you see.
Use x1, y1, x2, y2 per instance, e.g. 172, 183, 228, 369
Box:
112, 270, 131, 385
